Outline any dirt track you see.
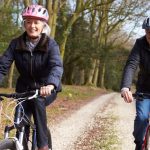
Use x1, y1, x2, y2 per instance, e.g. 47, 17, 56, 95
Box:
113, 93, 135, 150
49, 93, 136, 150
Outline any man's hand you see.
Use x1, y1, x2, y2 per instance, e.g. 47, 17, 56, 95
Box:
121, 88, 133, 103
40, 85, 55, 96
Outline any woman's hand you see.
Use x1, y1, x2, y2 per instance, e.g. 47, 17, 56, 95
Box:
121, 88, 133, 103
40, 85, 55, 96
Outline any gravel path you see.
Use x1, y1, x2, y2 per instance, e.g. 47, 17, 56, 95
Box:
49, 93, 136, 150
113, 93, 135, 150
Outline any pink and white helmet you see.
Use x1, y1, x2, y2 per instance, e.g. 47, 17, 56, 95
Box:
22, 4, 49, 22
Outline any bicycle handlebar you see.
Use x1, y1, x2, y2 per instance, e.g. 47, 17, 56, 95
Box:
0, 89, 56, 101
0, 90, 39, 100
133, 92, 150, 101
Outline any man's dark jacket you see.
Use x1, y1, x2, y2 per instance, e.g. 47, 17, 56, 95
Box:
0, 32, 63, 92
121, 35, 150, 93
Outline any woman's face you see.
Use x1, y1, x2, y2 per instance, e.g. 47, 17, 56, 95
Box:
24, 18, 44, 38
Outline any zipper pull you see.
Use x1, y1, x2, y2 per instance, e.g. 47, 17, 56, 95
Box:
30, 51, 33, 56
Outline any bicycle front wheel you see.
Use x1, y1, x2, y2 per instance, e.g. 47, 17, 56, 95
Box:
0, 139, 16, 150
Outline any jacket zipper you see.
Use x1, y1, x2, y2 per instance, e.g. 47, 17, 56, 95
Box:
30, 51, 37, 88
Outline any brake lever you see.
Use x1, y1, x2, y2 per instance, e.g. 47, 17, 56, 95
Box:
28, 90, 39, 100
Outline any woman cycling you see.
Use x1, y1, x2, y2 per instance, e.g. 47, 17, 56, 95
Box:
0, 4, 63, 150
121, 17, 150, 150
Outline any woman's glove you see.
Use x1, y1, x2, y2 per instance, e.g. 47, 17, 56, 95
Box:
121, 87, 133, 103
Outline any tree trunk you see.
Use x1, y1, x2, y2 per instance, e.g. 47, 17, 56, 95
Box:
97, 0, 110, 88
59, 0, 105, 60
50, 0, 59, 38
99, 62, 106, 88
46, 0, 59, 38
8, 62, 14, 88
63, 62, 75, 85
92, 59, 100, 86
60, 12, 80, 60
4, 0, 12, 7
23, 0, 30, 7
84, 59, 96, 85
59, 0, 88, 60
38, 0, 43, 5
72, 67, 85, 85
78, 69, 85, 85
46, 0, 53, 30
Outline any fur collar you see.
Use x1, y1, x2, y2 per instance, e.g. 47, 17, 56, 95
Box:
15, 32, 49, 52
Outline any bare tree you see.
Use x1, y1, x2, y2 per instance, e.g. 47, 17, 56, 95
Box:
46, 0, 59, 38
23, 0, 30, 7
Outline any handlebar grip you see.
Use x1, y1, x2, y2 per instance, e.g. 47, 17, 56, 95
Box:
132, 92, 150, 101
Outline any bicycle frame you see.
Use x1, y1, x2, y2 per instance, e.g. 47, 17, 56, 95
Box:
5, 105, 37, 150
0, 90, 39, 150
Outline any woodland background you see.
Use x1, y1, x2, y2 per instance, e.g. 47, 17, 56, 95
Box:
0, 0, 150, 91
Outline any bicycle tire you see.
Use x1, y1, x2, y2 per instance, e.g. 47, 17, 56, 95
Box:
47, 128, 52, 150
0, 139, 16, 150
145, 127, 150, 150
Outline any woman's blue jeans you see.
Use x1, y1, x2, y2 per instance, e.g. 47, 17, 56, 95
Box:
133, 99, 150, 145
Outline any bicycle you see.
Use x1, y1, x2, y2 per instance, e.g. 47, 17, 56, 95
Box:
0, 89, 52, 150
133, 92, 150, 150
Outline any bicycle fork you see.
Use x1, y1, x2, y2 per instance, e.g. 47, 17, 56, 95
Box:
4, 125, 24, 150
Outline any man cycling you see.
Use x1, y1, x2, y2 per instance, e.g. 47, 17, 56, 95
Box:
121, 17, 150, 150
